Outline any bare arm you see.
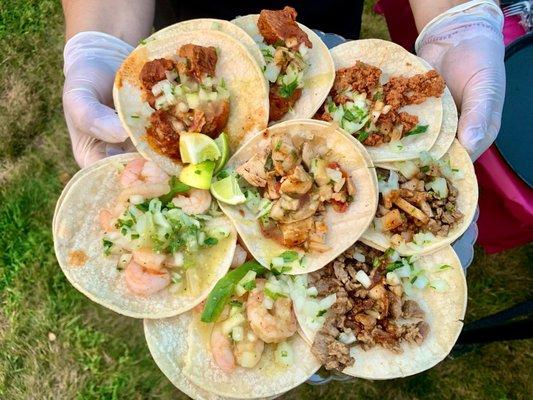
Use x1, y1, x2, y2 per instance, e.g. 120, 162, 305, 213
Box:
62, 0, 155, 45
409, 0, 470, 32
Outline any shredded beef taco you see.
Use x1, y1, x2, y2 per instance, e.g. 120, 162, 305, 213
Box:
113, 28, 269, 175
362, 140, 478, 255
214, 119, 378, 274
291, 242, 466, 379
144, 261, 320, 399
232, 6, 335, 123
314, 39, 448, 163
53, 153, 237, 318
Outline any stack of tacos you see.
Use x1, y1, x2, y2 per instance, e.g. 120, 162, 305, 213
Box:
53, 7, 477, 398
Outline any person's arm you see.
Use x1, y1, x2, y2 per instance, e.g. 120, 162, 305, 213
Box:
62, 0, 155, 45
408, 0, 505, 160
61, 1, 155, 167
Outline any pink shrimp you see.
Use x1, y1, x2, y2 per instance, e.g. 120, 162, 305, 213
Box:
120, 158, 169, 187
210, 324, 236, 373
132, 248, 166, 272
124, 260, 170, 296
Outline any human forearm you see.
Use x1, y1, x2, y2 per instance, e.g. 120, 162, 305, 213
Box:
409, 0, 482, 31
62, 0, 155, 45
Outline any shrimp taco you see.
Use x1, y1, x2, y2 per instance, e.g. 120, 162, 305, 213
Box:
232, 6, 335, 123
213, 119, 378, 274
314, 39, 448, 163
53, 153, 237, 318
361, 140, 478, 255
291, 241, 467, 379
113, 27, 269, 175
144, 261, 320, 399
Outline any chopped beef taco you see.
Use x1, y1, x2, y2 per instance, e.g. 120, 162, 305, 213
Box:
113, 28, 269, 175
144, 261, 320, 399
291, 242, 466, 379
53, 153, 237, 318
214, 119, 378, 274
314, 39, 448, 163
362, 140, 478, 255
232, 6, 335, 123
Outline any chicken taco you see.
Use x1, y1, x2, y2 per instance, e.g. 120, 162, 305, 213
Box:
113, 28, 269, 175
314, 39, 448, 163
53, 153, 237, 318
361, 140, 478, 255
145, 260, 320, 399
213, 119, 378, 274
232, 6, 335, 123
291, 242, 466, 379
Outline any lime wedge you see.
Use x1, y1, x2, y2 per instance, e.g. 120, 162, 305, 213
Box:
180, 133, 221, 164
210, 175, 246, 205
179, 161, 215, 190
213, 132, 230, 174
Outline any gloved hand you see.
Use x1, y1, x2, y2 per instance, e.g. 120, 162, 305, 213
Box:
63, 31, 135, 168
415, 0, 505, 160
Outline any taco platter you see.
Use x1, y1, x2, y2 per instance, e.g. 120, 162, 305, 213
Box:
53, 6, 479, 398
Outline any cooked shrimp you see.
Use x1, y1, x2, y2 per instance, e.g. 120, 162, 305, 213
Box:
230, 244, 248, 268
234, 328, 265, 368
116, 182, 170, 206
210, 323, 236, 373
246, 279, 298, 343
172, 189, 211, 215
132, 248, 166, 272
120, 158, 169, 187
124, 260, 170, 296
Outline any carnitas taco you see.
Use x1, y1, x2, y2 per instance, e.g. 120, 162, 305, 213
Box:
233, 6, 335, 123
53, 153, 237, 318
213, 119, 378, 274
291, 241, 466, 379
144, 261, 320, 399
113, 28, 269, 175
362, 140, 478, 255
314, 39, 447, 163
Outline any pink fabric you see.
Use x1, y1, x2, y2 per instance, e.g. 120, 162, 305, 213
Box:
374, 2, 533, 252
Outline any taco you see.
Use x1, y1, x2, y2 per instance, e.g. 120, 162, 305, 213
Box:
53, 153, 237, 318
314, 39, 448, 163
232, 6, 335, 123
214, 119, 378, 274
361, 140, 478, 255
291, 241, 466, 379
113, 28, 269, 175
144, 261, 320, 399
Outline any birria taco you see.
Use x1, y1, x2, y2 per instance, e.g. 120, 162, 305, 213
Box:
144, 261, 320, 399
233, 6, 335, 123
214, 119, 378, 274
113, 27, 269, 175
53, 153, 237, 318
291, 241, 467, 379
314, 39, 448, 163
361, 140, 478, 255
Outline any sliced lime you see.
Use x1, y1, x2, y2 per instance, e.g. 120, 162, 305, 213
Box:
210, 175, 246, 205
213, 132, 230, 174
180, 133, 221, 164
179, 161, 215, 190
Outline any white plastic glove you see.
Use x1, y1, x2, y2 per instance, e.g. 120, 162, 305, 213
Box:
416, 0, 505, 160
63, 31, 135, 167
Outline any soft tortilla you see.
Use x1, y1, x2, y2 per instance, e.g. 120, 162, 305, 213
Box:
298, 245, 467, 379
361, 140, 478, 256
232, 14, 335, 123
219, 119, 378, 274
53, 153, 237, 318
113, 29, 269, 175
167, 310, 320, 399
329, 39, 443, 162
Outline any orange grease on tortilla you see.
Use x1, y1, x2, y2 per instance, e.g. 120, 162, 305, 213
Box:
68, 250, 88, 267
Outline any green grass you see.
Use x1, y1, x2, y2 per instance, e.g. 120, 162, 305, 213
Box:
0, 1, 532, 399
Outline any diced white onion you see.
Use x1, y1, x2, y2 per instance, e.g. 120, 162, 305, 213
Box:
425, 177, 449, 199
353, 252, 366, 263
264, 62, 281, 83
231, 326, 244, 342
326, 168, 343, 182
413, 274, 429, 289
129, 195, 145, 205
263, 295, 274, 310
386, 271, 401, 286
355, 270, 372, 289
430, 279, 449, 292
396, 160, 419, 180
165, 70, 178, 82
338, 330, 357, 345
306, 287, 318, 297
274, 341, 294, 367
221, 312, 245, 335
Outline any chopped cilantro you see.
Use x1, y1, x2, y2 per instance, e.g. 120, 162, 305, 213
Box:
279, 79, 298, 98
317, 309, 327, 317
194, 169, 201, 175
410, 275, 418, 284
357, 131, 369, 143
281, 251, 299, 263
373, 91, 383, 101
131, 233, 140, 240
204, 237, 218, 246
386, 261, 403, 272
281, 350, 288, 357
372, 257, 381, 268
265, 287, 287, 300
229, 300, 243, 308
439, 264, 452, 270
405, 124, 428, 137
242, 280, 256, 291
102, 239, 113, 255
420, 165, 430, 173
130, 115, 139, 119
275, 140, 282, 151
